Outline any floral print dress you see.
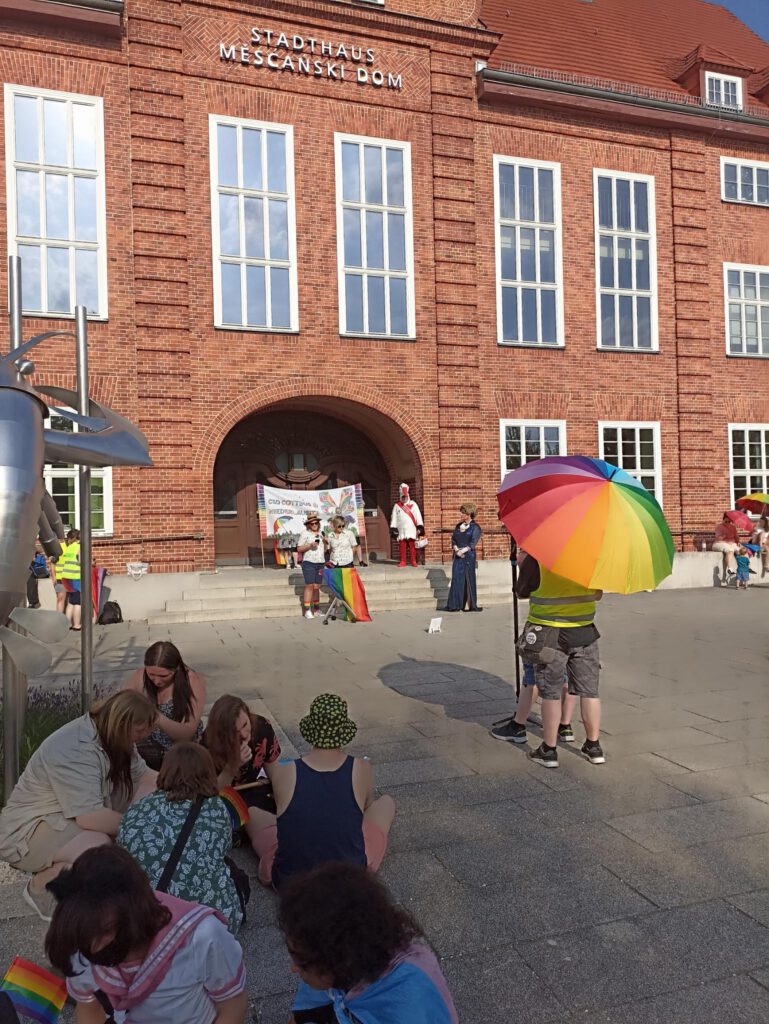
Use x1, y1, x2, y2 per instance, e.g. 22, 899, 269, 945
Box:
117, 792, 243, 933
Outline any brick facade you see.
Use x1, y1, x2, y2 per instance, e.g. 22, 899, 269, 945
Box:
2, 0, 768, 572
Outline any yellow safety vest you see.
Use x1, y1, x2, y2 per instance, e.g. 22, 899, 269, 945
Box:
59, 541, 81, 581
528, 568, 598, 628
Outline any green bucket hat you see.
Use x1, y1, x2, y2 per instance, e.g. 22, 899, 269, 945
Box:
299, 694, 357, 749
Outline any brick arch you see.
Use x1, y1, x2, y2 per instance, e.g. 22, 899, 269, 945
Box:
192, 381, 438, 480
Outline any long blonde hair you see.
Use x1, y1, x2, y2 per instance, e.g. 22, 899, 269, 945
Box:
90, 691, 156, 799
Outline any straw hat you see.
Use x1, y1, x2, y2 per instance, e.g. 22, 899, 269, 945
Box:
304, 513, 321, 526
299, 694, 357, 749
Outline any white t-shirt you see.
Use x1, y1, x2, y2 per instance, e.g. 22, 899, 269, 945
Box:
298, 529, 326, 564
67, 915, 245, 1024
328, 528, 358, 566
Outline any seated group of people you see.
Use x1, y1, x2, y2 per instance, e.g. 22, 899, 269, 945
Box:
0, 641, 455, 1023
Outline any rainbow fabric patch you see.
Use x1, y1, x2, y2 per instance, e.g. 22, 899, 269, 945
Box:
0, 957, 67, 1024
323, 567, 372, 622
220, 787, 249, 829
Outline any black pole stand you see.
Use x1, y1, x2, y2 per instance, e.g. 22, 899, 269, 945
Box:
510, 535, 521, 699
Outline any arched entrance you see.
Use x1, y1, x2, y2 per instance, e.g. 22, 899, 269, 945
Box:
212, 397, 423, 565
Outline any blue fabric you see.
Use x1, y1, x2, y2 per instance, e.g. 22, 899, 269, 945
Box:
272, 757, 365, 890
446, 521, 481, 611
293, 959, 455, 1024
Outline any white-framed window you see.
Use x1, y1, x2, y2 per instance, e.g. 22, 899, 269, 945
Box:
729, 424, 769, 506
4, 84, 107, 319
45, 412, 113, 535
599, 421, 662, 503
209, 115, 298, 332
723, 263, 769, 357
721, 157, 769, 208
499, 419, 567, 477
705, 73, 743, 111
594, 170, 657, 351
494, 156, 563, 347
334, 133, 415, 339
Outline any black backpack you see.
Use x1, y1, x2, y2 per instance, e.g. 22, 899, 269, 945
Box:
97, 601, 123, 625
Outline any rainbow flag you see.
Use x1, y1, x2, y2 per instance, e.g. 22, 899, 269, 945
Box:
220, 787, 249, 830
323, 567, 371, 622
0, 958, 67, 1024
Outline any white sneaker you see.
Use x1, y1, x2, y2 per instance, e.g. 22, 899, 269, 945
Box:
303, 610, 314, 620
23, 881, 55, 922
313, 610, 322, 617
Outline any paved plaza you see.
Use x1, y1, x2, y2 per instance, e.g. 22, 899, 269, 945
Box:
3, 586, 769, 1021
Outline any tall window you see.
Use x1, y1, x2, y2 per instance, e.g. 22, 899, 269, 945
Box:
599, 422, 662, 502
705, 73, 742, 111
499, 419, 566, 477
335, 134, 414, 338
724, 264, 769, 357
210, 116, 297, 332
594, 171, 657, 351
494, 157, 563, 347
721, 158, 769, 207
45, 413, 113, 535
4, 85, 107, 318
729, 425, 769, 505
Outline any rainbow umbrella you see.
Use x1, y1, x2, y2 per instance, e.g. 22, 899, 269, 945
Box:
736, 493, 769, 515
497, 455, 674, 594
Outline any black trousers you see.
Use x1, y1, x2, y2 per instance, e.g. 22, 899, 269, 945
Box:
26, 573, 40, 607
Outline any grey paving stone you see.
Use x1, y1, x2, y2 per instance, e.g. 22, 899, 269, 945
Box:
663, 763, 769, 801
598, 727, 723, 757
654, 739, 769, 772
608, 796, 769, 852
442, 947, 565, 1023
388, 805, 511, 853
599, 708, 724, 735
582, 975, 769, 1023
728, 889, 769, 927
379, 849, 466, 905
347, 736, 447, 764
241, 924, 293, 997
383, 771, 553, 813
373, 755, 476, 788
251, 991, 295, 1023
517, 901, 769, 1011
694, 717, 769, 741
515, 778, 699, 827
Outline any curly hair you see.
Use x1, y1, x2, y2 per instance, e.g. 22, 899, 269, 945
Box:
278, 862, 423, 991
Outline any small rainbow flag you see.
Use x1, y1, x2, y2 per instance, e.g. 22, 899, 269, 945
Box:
323, 567, 371, 622
220, 787, 249, 830
0, 957, 67, 1024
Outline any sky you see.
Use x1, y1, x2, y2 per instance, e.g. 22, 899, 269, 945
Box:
714, 0, 769, 42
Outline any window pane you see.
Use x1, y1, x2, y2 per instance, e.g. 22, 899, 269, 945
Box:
75, 249, 98, 314
245, 265, 266, 326
367, 275, 386, 333
521, 288, 537, 342
345, 274, 364, 332
14, 95, 39, 163
519, 227, 536, 282
539, 229, 555, 283
389, 277, 408, 335
740, 166, 754, 203
341, 142, 360, 202
616, 179, 631, 230
761, 274, 769, 302
597, 177, 613, 229
499, 164, 515, 219
601, 293, 616, 346
635, 238, 650, 291
729, 302, 742, 352
47, 247, 70, 312
270, 266, 291, 329
758, 169, 769, 205
266, 132, 287, 192
724, 163, 738, 200
16, 170, 41, 236
19, 244, 41, 310
727, 269, 741, 299
242, 128, 262, 190
217, 125, 238, 187
518, 166, 535, 221
761, 307, 769, 355
619, 294, 634, 347
636, 296, 651, 348
387, 213, 406, 272
502, 286, 518, 342
525, 426, 542, 458
599, 235, 614, 288
386, 149, 404, 206
45, 173, 69, 239
72, 104, 96, 169
344, 209, 362, 267
744, 272, 757, 300
538, 169, 554, 223
244, 197, 265, 259
500, 226, 516, 281
634, 181, 649, 232
220, 263, 242, 324
268, 199, 289, 261
364, 145, 383, 204
43, 100, 67, 166
218, 194, 240, 255
541, 290, 557, 344
617, 237, 632, 290
51, 477, 76, 525
365, 210, 384, 269
745, 305, 758, 353
73, 177, 97, 241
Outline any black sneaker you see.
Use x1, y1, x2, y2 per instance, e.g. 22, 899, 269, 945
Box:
490, 719, 528, 744
529, 743, 559, 768
581, 740, 605, 764
558, 723, 575, 743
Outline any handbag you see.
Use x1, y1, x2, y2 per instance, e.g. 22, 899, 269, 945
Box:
515, 623, 561, 665
224, 855, 251, 923
156, 796, 204, 893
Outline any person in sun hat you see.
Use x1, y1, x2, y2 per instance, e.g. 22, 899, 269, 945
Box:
296, 513, 327, 619
245, 694, 395, 891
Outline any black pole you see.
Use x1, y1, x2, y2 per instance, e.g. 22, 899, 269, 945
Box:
510, 534, 521, 698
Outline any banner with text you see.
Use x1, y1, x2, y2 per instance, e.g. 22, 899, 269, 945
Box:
257, 484, 365, 539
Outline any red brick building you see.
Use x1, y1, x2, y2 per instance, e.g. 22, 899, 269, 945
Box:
2, 0, 768, 572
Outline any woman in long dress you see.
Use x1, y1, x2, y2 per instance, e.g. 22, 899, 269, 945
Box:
446, 503, 482, 612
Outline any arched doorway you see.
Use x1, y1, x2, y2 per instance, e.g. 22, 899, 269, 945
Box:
212, 398, 423, 565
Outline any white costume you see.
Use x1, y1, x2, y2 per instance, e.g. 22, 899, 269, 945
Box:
390, 483, 424, 567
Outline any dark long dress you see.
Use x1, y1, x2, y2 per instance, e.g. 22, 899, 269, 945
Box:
446, 520, 482, 611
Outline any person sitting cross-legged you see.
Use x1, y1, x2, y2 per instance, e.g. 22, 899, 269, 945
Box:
248, 694, 395, 891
